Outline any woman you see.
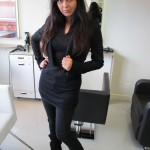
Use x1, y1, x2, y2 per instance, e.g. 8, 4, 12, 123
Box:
31, 0, 103, 149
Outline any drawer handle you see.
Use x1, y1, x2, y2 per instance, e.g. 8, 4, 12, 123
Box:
18, 57, 24, 59
18, 63, 25, 65
21, 92, 27, 94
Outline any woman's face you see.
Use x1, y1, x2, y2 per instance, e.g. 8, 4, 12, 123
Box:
57, 0, 77, 19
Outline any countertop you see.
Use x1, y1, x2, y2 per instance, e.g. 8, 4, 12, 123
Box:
9, 49, 114, 57
9, 48, 34, 56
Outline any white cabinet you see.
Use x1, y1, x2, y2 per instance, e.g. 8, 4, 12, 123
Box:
81, 52, 114, 90
9, 54, 35, 98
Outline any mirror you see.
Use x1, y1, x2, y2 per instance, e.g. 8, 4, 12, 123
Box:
0, 0, 19, 38
89, 0, 103, 27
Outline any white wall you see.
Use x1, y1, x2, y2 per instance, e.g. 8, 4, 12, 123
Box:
1, 0, 150, 100
102, 0, 150, 100
18, 0, 50, 38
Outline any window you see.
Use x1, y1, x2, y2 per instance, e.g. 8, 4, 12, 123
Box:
0, 0, 19, 38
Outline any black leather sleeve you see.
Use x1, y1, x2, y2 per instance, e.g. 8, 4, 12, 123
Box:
31, 26, 45, 67
70, 20, 104, 74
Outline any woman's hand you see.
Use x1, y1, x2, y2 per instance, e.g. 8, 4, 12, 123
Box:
40, 57, 49, 68
62, 55, 73, 71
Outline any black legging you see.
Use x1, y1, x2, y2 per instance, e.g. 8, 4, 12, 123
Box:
42, 100, 84, 150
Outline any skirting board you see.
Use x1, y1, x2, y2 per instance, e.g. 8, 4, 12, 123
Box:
110, 94, 132, 101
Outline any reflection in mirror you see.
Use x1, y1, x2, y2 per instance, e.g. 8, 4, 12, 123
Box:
89, 0, 103, 27
91, 0, 103, 11
0, 0, 19, 38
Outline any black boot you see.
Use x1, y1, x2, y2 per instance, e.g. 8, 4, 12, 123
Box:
49, 135, 62, 150
50, 141, 62, 150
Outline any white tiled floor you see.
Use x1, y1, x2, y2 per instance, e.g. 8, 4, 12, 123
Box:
0, 99, 143, 150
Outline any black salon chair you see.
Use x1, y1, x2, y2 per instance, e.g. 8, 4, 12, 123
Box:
72, 72, 110, 139
131, 79, 150, 149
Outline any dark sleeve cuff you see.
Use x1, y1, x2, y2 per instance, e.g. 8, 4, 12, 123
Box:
36, 57, 45, 69
69, 61, 81, 74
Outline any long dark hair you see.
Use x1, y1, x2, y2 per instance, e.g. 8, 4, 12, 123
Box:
40, 0, 91, 57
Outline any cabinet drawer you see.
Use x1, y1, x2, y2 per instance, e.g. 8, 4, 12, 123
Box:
9, 55, 33, 62
10, 61, 34, 91
13, 91, 35, 98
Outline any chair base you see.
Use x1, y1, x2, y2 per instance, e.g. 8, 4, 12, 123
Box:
144, 147, 150, 150
71, 121, 95, 139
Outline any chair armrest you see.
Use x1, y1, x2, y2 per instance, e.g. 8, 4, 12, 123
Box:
0, 85, 17, 144
102, 72, 110, 93
0, 85, 15, 113
134, 79, 150, 95
137, 101, 150, 146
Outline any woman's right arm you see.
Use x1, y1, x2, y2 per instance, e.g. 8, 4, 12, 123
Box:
31, 26, 45, 68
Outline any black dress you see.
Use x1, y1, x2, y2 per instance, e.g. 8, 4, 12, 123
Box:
39, 26, 81, 110
31, 20, 104, 110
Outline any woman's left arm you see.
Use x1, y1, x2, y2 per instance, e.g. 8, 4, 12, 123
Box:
70, 20, 104, 74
